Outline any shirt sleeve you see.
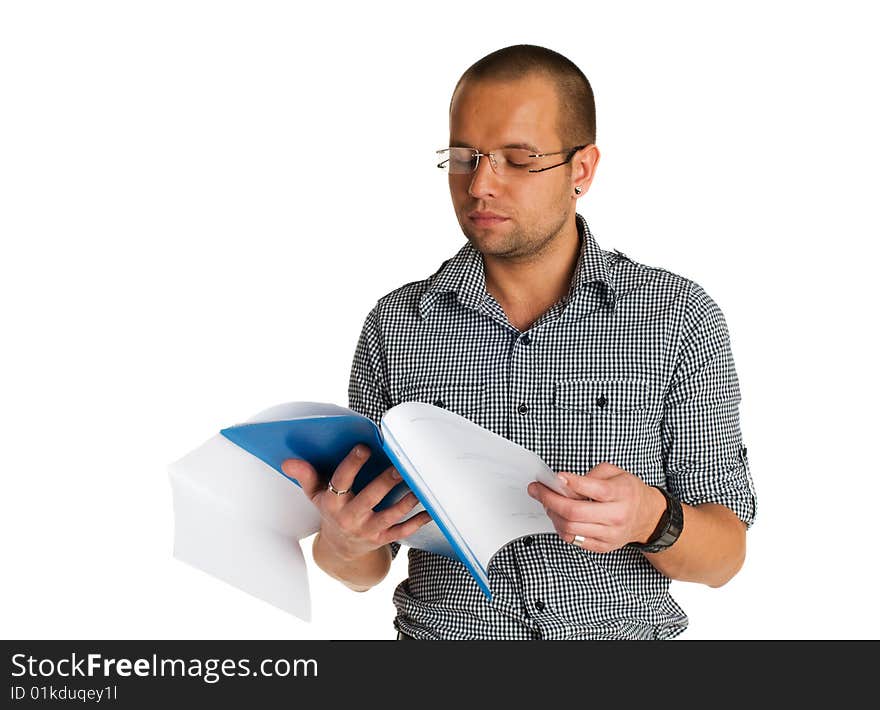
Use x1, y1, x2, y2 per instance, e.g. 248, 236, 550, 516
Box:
661, 281, 757, 527
346, 303, 402, 559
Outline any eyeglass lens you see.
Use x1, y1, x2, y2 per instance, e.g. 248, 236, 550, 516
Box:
439, 147, 542, 175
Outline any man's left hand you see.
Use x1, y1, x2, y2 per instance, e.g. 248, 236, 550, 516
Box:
527, 462, 666, 553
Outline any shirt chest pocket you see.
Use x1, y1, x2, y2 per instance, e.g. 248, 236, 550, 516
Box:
399, 381, 488, 427
552, 378, 656, 478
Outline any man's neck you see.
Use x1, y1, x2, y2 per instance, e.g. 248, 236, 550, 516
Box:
483, 219, 581, 332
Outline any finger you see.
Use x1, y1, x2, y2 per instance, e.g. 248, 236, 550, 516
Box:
281, 458, 323, 502
586, 462, 624, 479
528, 480, 563, 504
529, 476, 590, 503
530, 483, 605, 522
326, 444, 373, 501
550, 516, 609, 542
347, 464, 406, 517
527, 480, 568, 509
556, 525, 609, 545
557, 470, 616, 502
380, 509, 433, 545
563, 533, 617, 554
374, 491, 427, 530
547, 511, 614, 542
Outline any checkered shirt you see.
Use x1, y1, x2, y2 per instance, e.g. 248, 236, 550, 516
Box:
347, 213, 756, 640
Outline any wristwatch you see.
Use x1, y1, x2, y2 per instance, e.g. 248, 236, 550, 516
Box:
628, 486, 684, 553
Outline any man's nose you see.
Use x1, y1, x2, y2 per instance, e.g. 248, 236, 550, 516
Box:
468, 154, 500, 199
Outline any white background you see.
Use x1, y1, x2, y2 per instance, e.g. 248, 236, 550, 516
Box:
2, 1, 878, 641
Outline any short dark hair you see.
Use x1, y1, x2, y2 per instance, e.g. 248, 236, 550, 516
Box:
449, 44, 596, 148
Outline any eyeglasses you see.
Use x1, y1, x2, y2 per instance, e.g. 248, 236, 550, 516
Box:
436, 145, 588, 176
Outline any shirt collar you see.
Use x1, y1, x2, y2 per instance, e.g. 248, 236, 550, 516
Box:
419, 213, 617, 320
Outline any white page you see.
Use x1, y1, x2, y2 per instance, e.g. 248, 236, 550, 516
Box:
168, 433, 321, 620
381, 402, 571, 576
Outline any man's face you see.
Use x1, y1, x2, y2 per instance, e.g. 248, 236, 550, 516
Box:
448, 73, 582, 260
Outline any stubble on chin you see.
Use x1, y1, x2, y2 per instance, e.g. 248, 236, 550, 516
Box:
461, 221, 523, 259
465, 221, 565, 263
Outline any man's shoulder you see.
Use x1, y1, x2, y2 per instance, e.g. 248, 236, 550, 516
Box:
374, 271, 439, 308
605, 248, 711, 305
371, 250, 462, 313
605, 248, 727, 332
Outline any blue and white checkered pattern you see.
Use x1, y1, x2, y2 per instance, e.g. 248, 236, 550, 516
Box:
347, 213, 756, 640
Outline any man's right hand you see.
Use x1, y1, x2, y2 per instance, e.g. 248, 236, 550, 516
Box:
281, 444, 431, 564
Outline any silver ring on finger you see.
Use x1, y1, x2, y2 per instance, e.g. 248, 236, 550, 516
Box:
571, 534, 586, 548
327, 481, 351, 496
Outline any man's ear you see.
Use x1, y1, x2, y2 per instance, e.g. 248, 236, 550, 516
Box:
573, 144, 601, 194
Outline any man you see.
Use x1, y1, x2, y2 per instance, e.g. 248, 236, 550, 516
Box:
282, 44, 756, 640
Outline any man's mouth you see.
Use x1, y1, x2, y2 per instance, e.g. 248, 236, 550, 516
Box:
469, 211, 509, 226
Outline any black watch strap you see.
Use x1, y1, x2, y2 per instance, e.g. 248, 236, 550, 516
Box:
628, 486, 684, 553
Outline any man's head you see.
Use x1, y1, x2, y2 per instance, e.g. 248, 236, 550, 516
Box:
445, 45, 600, 261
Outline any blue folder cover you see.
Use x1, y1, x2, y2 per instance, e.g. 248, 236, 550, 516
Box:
220, 413, 404, 508
219, 407, 479, 592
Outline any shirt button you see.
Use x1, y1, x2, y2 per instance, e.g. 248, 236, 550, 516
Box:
522, 536, 533, 547
517, 403, 529, 415
433, 399, 445, 408
521, 334, 532, 346
596, 394, 607, 409
535, 600, 546, 612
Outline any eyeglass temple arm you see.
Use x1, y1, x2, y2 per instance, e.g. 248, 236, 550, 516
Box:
527, 145, 590, 173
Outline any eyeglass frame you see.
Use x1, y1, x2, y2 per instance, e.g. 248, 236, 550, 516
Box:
436, 144, 590, 174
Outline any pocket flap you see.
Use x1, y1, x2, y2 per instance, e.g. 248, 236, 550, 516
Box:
554, 378, 649, 412
400, 381, 486, 416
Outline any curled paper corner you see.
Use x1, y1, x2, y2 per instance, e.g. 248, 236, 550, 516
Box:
167, 433, 321, 622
